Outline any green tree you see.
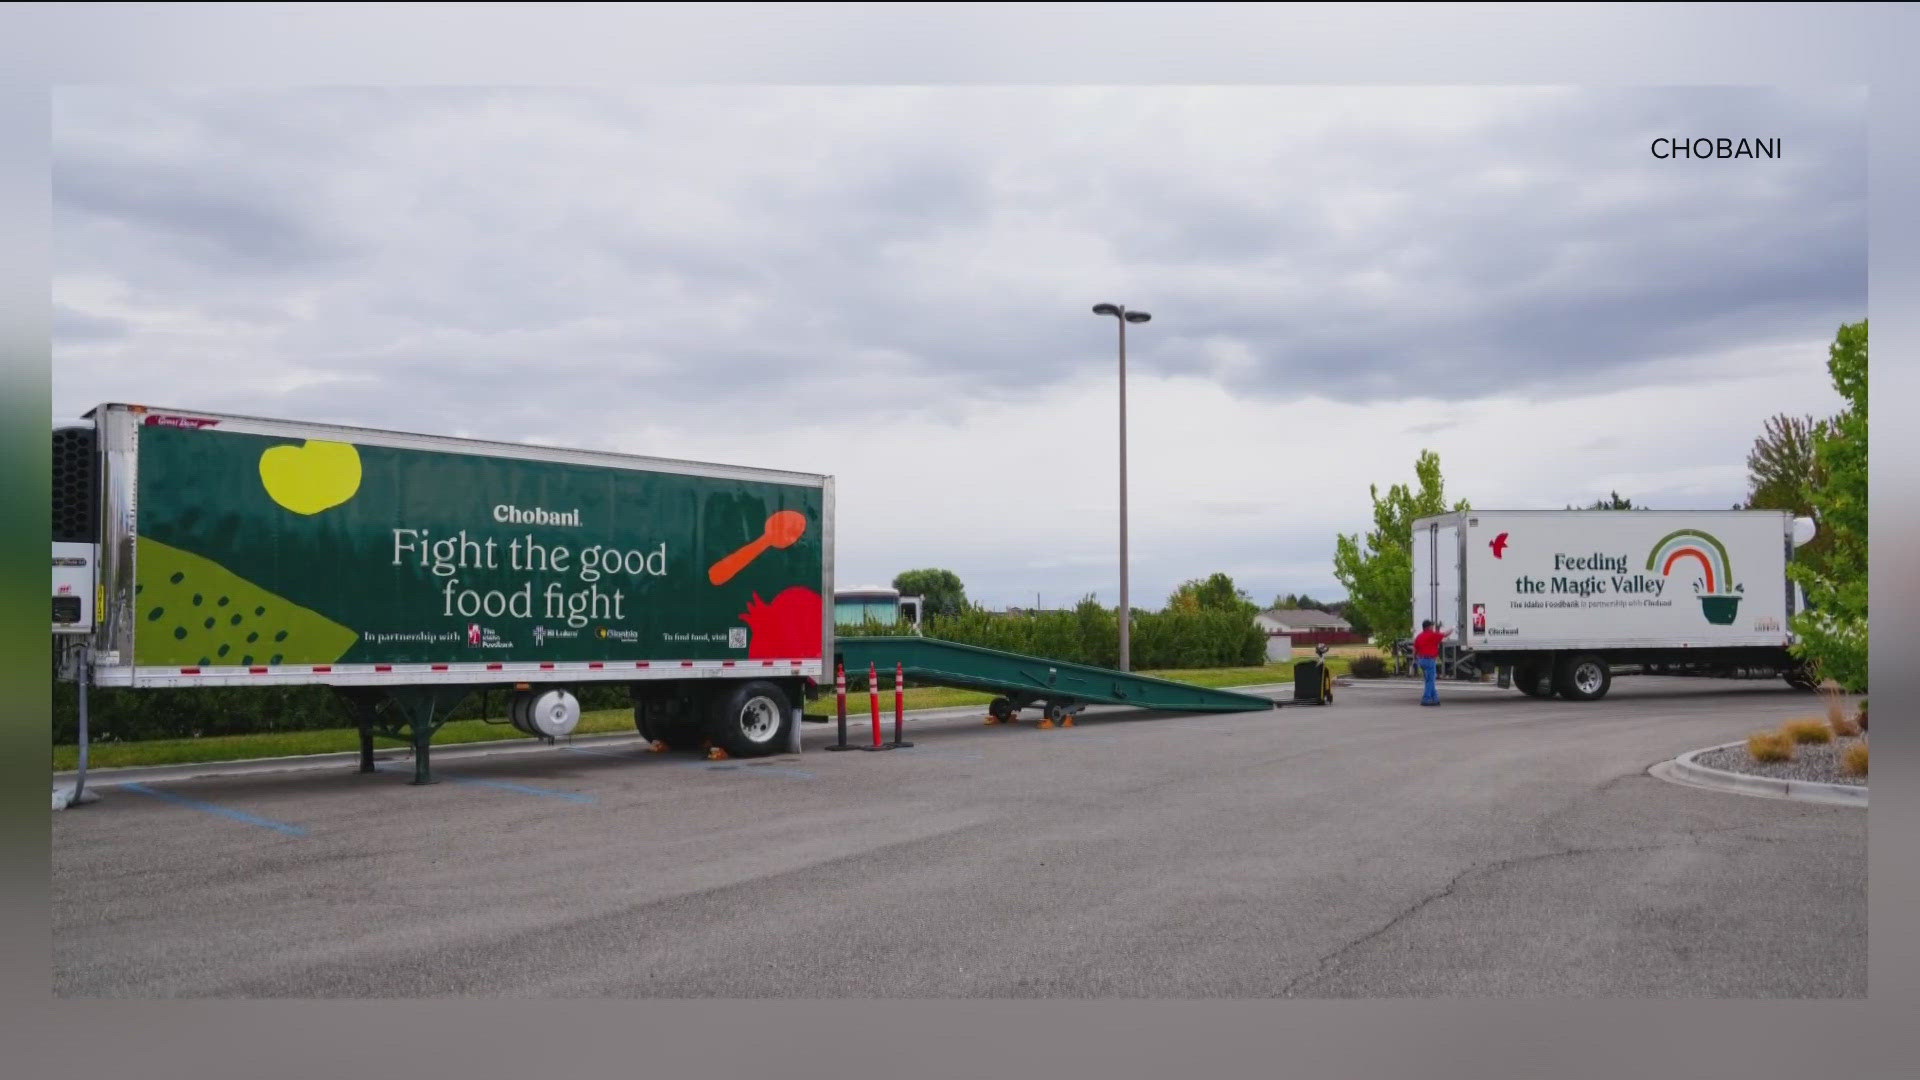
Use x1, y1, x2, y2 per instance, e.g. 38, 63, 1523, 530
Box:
891, 568, 969, 619
1325, 599, 1371, 638
1567, 490, 1641, 510
1743, 413, 1833, 572
1270, 592, 1331, 612
1789, 321, 1868, 692
1745, 414, 1824, 510
1168, 572, 1258, 616
1333, 450, 1469, 646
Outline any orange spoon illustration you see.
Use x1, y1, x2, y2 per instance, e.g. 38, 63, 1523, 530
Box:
708, 510, 809, 586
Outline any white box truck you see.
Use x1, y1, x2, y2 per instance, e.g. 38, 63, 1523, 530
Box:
1410, 509, 1817, 701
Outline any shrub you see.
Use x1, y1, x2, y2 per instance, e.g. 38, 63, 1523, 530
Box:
876, 598, 1265, 673
1783, 720, 1833, 745
1827, 710, 1861, 739
1822, 685, 1850, 730
1842, 741, 1869, 777
1747, 731, 1794, 763
1348, 654, 1389, 679
1857, 700, 1868, 732
53, 678, 633, 745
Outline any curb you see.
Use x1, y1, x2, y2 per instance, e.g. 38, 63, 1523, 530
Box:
51, 697, 1195, 787
50, 727, 659, 787
1651, 742, 1867, 808
53, 687, 1304, 788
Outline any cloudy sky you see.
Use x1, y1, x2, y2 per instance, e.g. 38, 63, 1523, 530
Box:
51, 86, 1864, 609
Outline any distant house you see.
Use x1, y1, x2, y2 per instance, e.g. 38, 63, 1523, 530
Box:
1256, 608, 1361, 647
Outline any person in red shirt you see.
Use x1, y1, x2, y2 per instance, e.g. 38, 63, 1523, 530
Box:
1413, 619, 1448, 705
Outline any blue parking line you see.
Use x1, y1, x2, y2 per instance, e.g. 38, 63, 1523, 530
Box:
375, 765, 593, 803
727, 762, 816, 780
116, 782, 308, 837
443, 775, 596, 803
564, 745, 814, 780
562, 746, 646, 761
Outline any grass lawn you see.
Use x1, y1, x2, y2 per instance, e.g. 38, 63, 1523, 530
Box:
52, 657, 1353, 771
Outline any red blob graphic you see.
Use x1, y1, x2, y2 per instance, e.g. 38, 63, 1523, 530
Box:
741, 587, 823, 660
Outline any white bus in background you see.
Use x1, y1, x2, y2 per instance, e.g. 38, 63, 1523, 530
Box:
833, 586, 923, 632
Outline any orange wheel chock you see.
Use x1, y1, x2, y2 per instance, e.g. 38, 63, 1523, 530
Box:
1038, 719, 1055, 730
707, 747, 730, 761
648, 740, 670, 753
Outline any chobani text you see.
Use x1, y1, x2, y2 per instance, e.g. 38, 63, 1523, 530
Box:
493, 504, 582, 527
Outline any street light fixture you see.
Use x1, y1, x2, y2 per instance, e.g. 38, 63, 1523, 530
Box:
1092, 302, 1151, 671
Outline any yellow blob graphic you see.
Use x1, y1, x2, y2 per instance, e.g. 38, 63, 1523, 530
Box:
259, 440, 362, 515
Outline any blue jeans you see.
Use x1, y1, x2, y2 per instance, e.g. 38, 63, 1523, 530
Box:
1418, 657, 1439, 704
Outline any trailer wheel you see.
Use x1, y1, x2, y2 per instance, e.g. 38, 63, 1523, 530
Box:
632, 695, 664, 742
1514, 663, 1554, 698
1556, 654, 1611, 701
633, 689, 708, 749
711, 680, 792, 758
988, 697, 1013, 720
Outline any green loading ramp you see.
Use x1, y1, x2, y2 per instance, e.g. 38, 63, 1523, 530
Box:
836, 636, 1278, 723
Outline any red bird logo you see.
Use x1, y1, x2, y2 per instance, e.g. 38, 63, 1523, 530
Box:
1490, 532, 1510, 559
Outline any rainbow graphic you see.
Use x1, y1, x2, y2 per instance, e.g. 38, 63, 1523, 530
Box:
1646, 529, 1742, 624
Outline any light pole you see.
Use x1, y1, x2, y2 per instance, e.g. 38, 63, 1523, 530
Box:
1092, 302, 1150, 671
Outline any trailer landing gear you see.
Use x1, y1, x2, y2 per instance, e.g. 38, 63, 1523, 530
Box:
338, 685, 477, 784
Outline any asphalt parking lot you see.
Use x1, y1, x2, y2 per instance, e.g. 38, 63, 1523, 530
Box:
51, 677, 1866, 997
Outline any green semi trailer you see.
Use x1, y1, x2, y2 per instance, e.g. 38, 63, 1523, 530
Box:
52, 404, 833, 782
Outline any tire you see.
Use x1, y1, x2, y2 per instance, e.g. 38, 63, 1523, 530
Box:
1783, 667, 1820, 692
633, 690, 676, 742
634, 688, 708, 747
710, 680, 793, 758
988, 696, 1013, 720
1555, 654, 1612, 701
1514, 663, 1554, 698
632, 695, 661, 742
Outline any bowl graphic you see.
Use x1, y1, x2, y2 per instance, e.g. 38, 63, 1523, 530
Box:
1699, 594, 1741, 625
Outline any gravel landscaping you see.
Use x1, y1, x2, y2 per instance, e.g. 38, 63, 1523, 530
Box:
1694, 735, 1868, 787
